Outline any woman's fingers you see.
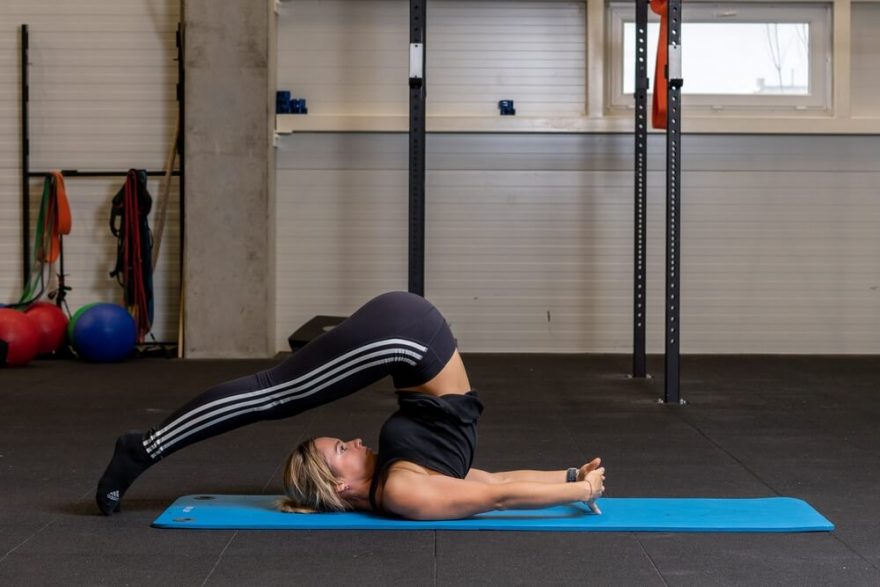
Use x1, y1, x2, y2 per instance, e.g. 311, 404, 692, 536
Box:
578, 457, 602, 480
580, 461, 607, 516
586, 473, 605, 515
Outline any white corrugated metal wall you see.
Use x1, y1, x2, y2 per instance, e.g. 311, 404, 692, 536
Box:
0, 0, 180, 341
1, 1, 877, 354
274, 0, 880, 354
275, 133, 880, 354
275, 0, 585, 118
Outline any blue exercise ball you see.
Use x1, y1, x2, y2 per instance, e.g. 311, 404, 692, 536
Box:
72, 303, 136, 362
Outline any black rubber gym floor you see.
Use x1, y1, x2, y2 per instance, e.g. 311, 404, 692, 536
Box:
2, 354, 878, 585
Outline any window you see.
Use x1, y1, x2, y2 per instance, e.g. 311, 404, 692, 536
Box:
607, 2, 832, 113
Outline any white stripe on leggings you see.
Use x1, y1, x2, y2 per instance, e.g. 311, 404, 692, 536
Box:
144, 347, 422, 456
143, 339, 427, 458
146, 355, 418, 458
144, 339, 426, 452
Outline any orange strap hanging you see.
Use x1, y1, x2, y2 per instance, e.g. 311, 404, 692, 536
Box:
40, 171, 72, 263
650, 0, 669, 129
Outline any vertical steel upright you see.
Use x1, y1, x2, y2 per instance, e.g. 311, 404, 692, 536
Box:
20, 24, 30, 288
176, 20, 186, 292
408, 0, 427, 296
664, 0, 684, 403
633, 3, 649, 379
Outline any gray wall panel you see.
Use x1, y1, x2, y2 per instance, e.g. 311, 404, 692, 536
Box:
275, 133, 880, 354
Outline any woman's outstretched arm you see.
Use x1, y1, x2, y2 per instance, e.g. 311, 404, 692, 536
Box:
465, 457, 602, 485
383, 466, 605, 521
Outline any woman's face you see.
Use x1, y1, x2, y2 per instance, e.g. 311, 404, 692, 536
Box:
314, 437, 376, 485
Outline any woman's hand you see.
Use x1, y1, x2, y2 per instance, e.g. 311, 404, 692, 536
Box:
577, 457, 602, 482
580, 460, 605, 514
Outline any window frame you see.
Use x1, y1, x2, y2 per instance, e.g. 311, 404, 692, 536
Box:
605, 1, 833, 115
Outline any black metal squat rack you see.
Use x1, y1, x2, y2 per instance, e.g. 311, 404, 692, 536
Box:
405, 1, 684, 402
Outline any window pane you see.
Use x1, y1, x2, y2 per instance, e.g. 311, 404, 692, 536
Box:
623, 22, 810, 95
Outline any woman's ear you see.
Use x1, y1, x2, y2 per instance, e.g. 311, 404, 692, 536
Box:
335, 482, 349, 495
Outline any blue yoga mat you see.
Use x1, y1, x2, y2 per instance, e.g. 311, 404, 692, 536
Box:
152, 495, 833, 532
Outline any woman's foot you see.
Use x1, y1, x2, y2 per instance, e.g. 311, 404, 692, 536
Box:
95, 431, 155, 515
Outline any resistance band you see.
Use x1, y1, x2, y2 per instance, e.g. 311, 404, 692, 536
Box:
109, 170, 154, 342
650, 0, 669, 129
18, 172, 72, 306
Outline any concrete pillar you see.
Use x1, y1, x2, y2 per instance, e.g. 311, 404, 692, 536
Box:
183, 0, 272, 357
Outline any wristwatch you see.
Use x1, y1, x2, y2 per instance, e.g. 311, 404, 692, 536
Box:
566, 467, 578, 483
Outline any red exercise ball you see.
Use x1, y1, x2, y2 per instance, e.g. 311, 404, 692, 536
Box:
0, 308, 41, 367
25, 302, 69, 356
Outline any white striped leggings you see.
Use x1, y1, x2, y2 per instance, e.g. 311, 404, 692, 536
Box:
142, 291, 457, 460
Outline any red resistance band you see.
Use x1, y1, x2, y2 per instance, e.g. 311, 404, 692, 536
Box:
110, 170, 153, 343
650, 0, 669, 129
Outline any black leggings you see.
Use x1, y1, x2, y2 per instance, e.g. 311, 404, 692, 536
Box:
142, 291, 457, 460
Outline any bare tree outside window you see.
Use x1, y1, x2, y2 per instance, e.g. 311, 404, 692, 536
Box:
763, 24, 810, 94
613, 2, 830, 112
624, 22, 811, 96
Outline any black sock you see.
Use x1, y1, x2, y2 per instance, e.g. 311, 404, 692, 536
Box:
95, 431, 156, 516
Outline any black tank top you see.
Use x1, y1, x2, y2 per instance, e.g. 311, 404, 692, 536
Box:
368, 391, 483, 511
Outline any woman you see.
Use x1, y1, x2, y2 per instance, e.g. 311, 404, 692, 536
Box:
96, 291, 606, 519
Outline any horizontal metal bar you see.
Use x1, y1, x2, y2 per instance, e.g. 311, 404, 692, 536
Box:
28, 170, 180, 177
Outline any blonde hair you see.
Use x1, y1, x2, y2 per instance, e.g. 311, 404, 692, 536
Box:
278, 438, 351, 513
